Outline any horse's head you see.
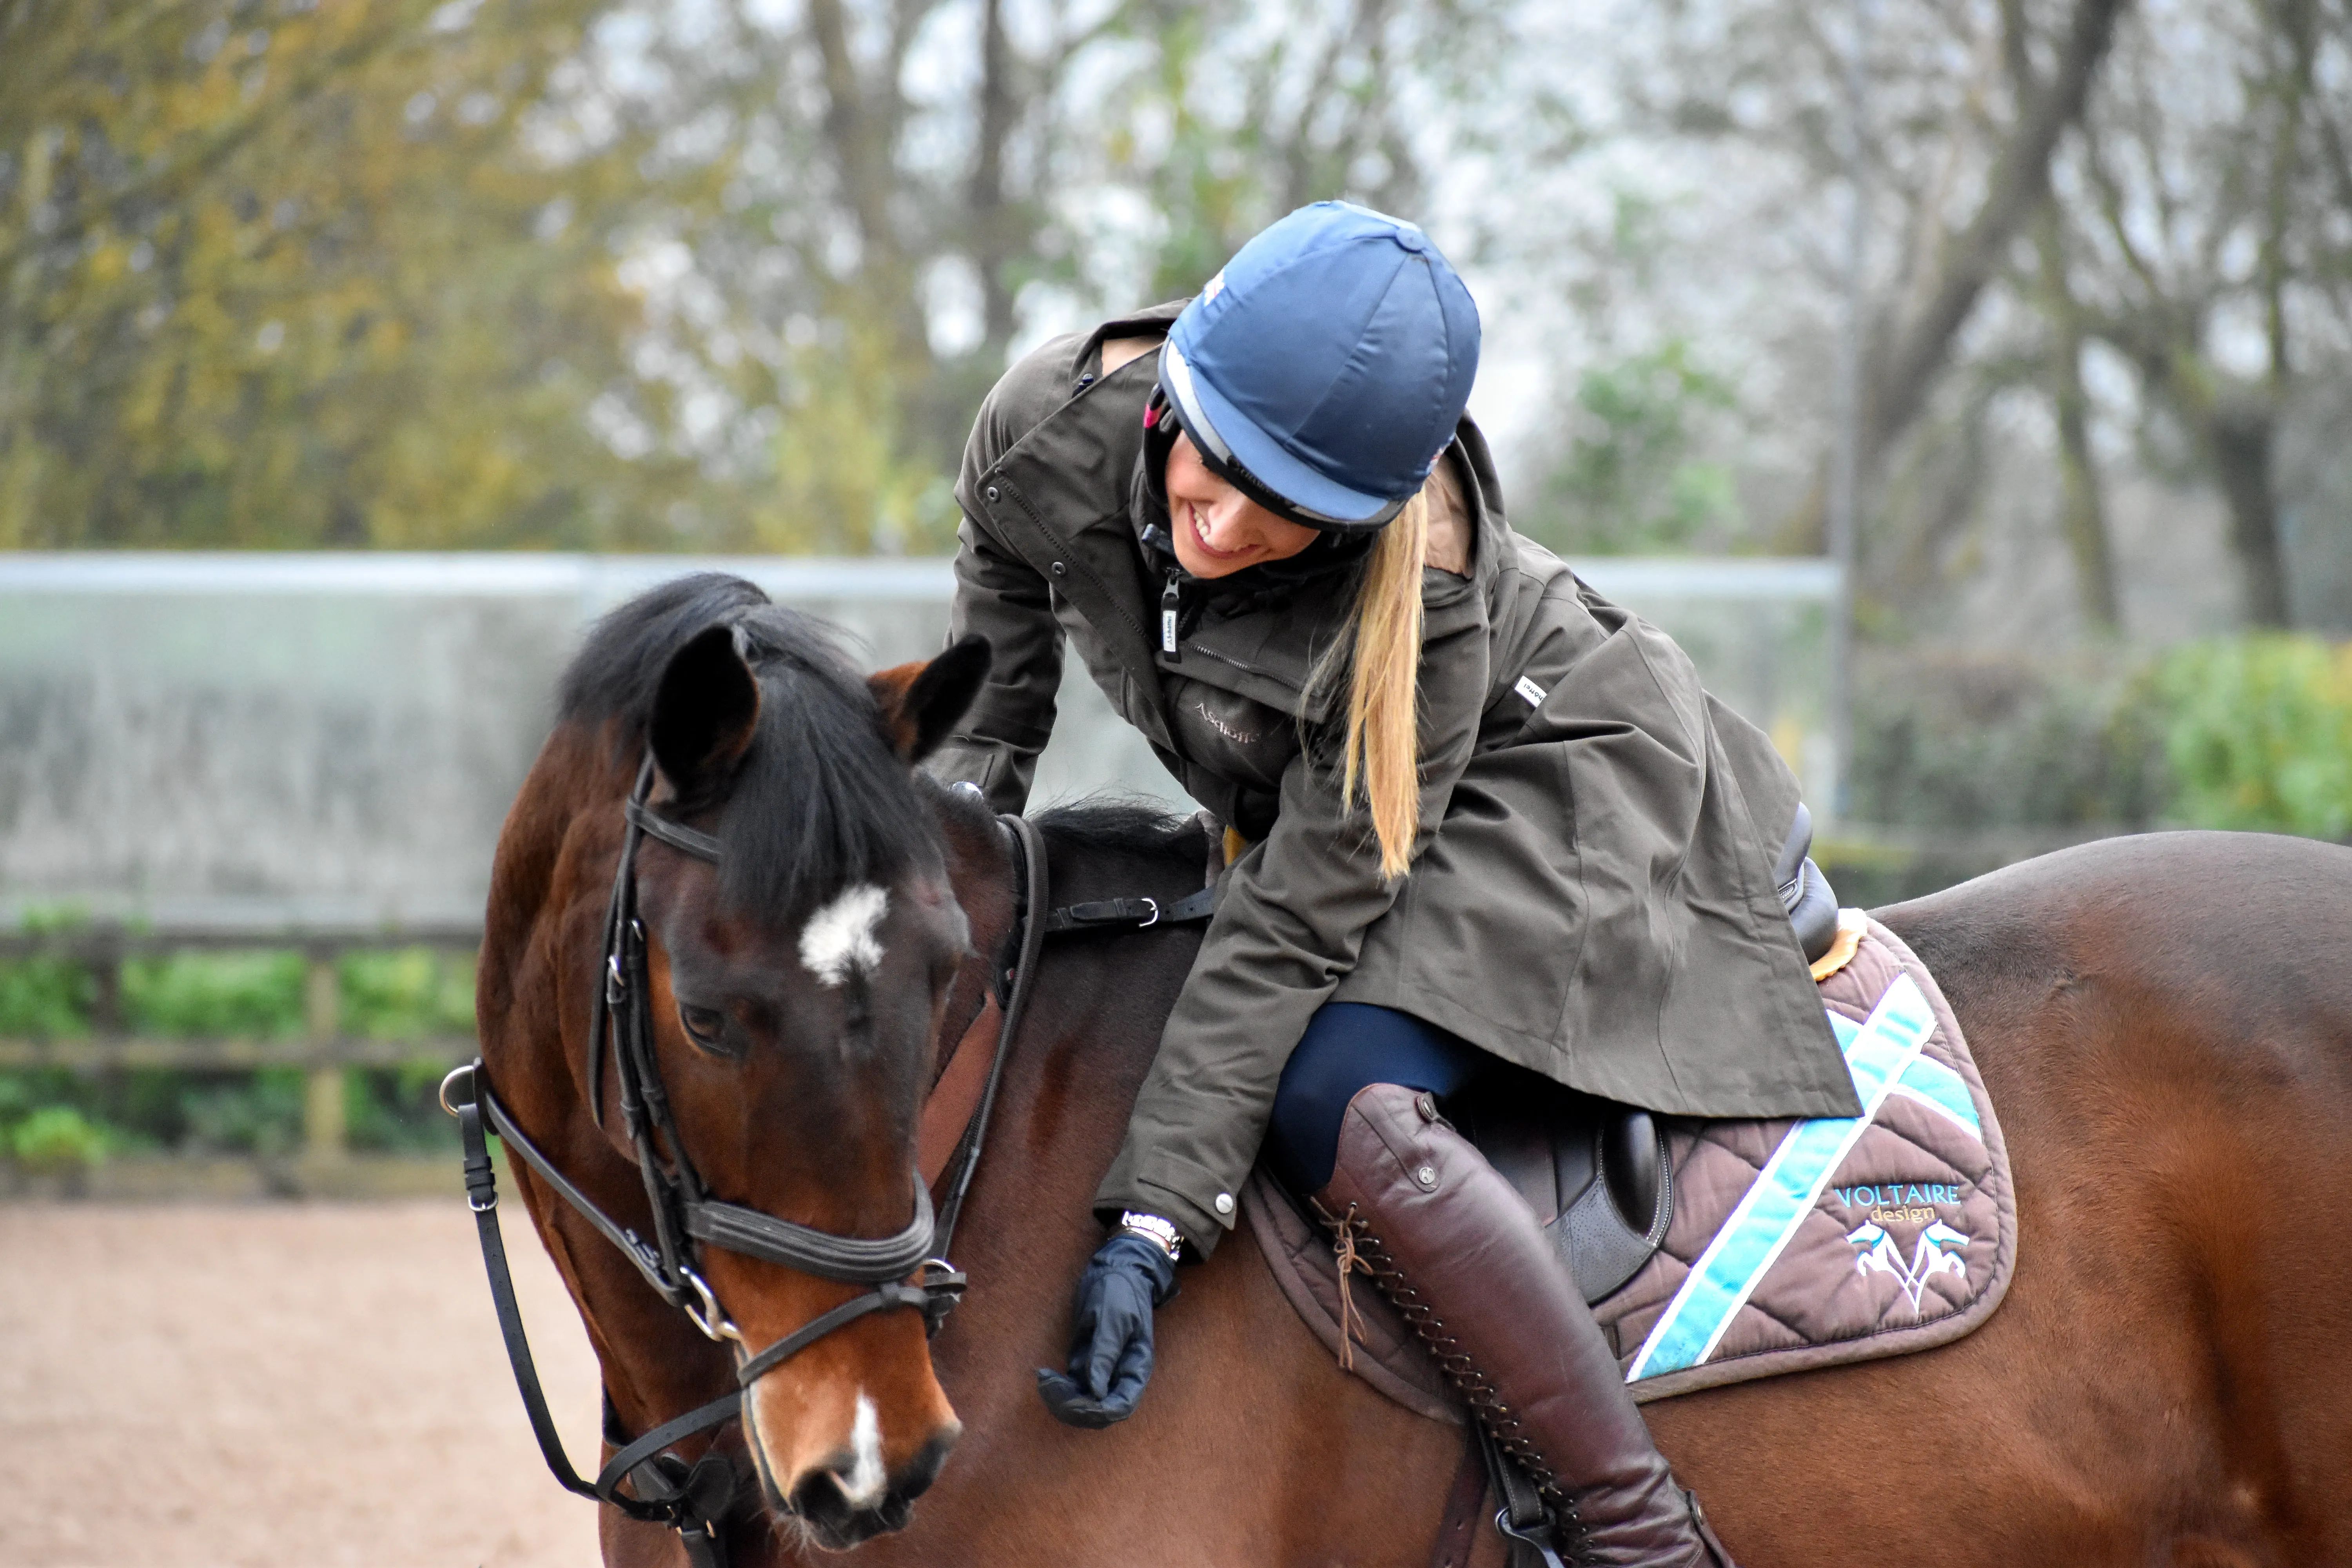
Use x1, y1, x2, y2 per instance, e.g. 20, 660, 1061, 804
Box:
618, 610, 990, 1547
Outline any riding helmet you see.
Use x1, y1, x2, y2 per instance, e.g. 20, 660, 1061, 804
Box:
1157, 201, 1481, 532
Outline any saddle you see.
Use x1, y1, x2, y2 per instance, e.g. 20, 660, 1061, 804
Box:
1246, 911, 2018, 1422
1453, 1080, 1674, 1305
1245, 1084, 1674, 1425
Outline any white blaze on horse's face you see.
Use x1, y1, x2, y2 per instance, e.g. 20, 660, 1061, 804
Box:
840, 1390, 886, 1508
799, 884, 889, 986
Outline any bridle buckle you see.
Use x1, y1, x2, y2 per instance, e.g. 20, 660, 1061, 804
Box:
681, 1267, 743, 1345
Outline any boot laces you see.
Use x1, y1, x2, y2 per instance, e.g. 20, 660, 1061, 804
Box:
1321, 1208, 1590, 1553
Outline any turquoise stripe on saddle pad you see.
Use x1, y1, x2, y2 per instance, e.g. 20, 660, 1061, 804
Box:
1626, 974, 1938, 1382
1893, 1053, 1980, 1137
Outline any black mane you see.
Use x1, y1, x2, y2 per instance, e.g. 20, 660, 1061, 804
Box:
559, 573, 935, 921
1033, 798, 1200, 858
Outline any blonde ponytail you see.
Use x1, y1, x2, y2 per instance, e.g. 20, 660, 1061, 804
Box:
1314, 488, 1429, 879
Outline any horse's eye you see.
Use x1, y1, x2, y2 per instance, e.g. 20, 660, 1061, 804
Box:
677, 1003, 728, 1052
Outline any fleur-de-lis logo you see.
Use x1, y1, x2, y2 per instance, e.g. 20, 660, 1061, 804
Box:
1846, 1220, 1968, 1314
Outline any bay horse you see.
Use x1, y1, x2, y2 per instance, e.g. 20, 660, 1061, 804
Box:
476, 573, 2352, 1566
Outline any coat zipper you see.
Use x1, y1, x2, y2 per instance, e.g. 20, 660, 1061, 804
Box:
1161, 570, 1182, 655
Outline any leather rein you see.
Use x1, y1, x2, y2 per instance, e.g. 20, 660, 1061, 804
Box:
445, 761, 1214, 1564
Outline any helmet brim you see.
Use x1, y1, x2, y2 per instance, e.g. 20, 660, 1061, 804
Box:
1158, 340, 1404, 530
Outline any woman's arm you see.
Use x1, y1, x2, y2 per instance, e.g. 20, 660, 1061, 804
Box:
928, 513, 1064, 813
1091, 603, 1491, 1254
924, 337, 1098, 811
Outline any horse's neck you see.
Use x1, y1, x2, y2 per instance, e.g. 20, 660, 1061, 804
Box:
481, 722, 632, 1021
834, 823, 1459, 1567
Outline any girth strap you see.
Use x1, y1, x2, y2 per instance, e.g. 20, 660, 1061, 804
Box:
1478, 1423, 1569, 1568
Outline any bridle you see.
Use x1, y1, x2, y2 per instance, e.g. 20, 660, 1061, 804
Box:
446, 757, 1216, 1566
443, 755, 994, 1566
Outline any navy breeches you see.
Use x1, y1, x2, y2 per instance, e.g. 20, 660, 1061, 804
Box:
1265, 1002, 1486, 1196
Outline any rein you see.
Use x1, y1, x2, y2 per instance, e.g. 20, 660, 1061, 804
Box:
448, 766, 1216, 1565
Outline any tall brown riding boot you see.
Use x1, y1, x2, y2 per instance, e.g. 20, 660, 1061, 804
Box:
1314, 1083, 1734, 1568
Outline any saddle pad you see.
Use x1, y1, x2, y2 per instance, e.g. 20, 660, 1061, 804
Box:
1242, 914, 2018, 1414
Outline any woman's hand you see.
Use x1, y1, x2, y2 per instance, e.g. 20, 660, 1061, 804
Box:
1034, 1231, 1179, 1427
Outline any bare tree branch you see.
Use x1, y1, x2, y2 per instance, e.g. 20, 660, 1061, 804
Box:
1863, 0, 2129, 457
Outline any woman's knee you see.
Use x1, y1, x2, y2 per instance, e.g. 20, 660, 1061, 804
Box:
1267, 1004, 1478, 1194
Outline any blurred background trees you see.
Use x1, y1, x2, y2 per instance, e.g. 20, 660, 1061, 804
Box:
11, 0, 2339, 577
3, 0, 2349, 1168
0, 0, 1509, 551
1, 0, 2348, 820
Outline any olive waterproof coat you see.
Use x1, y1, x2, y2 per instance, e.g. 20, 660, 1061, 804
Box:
933, 302, 1859, 1256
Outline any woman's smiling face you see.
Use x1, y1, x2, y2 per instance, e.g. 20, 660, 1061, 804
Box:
1163, 433, 1322, 579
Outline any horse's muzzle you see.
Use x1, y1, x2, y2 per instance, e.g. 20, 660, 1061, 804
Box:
776, 1426, 958, 1550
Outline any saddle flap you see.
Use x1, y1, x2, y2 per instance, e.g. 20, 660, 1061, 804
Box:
1450, 1074, 1673, 1305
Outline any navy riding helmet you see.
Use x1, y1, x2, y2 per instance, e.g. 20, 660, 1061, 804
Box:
1158, 201, 1481, 533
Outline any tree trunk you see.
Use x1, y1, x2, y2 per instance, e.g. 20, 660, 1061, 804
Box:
2206, 401, 2289, 627
968, 0, 1018, 357
2035, 209, 2119, 632
1773, 0, 2130, 557
1862, 0, 2130, 459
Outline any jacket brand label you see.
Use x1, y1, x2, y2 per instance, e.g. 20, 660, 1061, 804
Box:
1162, 609, 1178, 653
1514, 675, 1548, 708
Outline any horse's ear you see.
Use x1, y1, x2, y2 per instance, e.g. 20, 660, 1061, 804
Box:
650, 625, 760, 794
869, 635, 992, 764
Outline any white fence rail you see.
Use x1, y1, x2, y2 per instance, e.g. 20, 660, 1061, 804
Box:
0, 552, 1837, 929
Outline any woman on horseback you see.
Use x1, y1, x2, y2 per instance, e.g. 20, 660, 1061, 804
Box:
933, 201, 1860, 1567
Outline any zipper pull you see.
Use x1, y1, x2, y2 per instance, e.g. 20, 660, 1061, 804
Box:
1161, 572, 1181, 655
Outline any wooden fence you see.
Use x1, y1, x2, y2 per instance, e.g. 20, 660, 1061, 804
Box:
0, 919, 480, 1184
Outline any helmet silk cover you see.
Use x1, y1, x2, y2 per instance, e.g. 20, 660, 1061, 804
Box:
1161, 201, 1481, 532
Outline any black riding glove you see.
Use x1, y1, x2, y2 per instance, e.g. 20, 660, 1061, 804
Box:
1034, 1231, 1179, 1428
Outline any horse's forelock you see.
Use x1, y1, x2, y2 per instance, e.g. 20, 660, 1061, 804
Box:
557, 575, 938, 927
717, 623, 938, 924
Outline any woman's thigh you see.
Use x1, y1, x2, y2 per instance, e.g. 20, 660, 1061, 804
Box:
1265, 1002, 1484, 1195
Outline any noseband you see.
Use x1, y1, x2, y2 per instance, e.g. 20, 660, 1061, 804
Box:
444, 754, 981, 1565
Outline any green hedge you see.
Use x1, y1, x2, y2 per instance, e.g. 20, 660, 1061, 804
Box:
1849, 634, 2352, 842
2154, 636, 2352, 839
0, 943, 475, 1162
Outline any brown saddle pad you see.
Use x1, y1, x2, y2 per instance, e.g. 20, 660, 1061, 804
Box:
1243, 914, 2018, 1415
